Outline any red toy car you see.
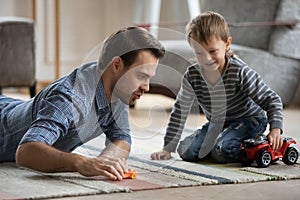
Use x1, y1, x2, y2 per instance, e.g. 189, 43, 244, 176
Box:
240, 134, 298, 167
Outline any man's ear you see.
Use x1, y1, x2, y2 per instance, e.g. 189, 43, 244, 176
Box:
110, 56, 123, 73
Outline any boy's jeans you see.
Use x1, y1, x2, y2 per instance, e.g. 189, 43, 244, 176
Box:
177, 116, 268, 163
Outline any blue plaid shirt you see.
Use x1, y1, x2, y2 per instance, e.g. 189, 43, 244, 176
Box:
0, 62, 131, 162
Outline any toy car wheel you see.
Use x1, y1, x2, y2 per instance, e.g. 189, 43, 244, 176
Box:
283, 147, 298, 165
240, 149, 253, 166
256, 150, 272, 168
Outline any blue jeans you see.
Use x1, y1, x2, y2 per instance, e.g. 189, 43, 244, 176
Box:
177, 116, 268, 163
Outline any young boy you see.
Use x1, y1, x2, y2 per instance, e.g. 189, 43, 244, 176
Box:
151, 11, 283, 163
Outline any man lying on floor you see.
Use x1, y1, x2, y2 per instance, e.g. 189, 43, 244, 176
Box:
0, 26, 165, 181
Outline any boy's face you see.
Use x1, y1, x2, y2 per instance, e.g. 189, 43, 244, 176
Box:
113, 50, 159, 106
190, 35, 231, 73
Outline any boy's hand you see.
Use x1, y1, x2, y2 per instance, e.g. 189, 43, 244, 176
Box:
267, 128, 283, 151
151, 150, 171, 160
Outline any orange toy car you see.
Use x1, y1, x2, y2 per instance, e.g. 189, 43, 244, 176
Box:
122, 169, 137, 179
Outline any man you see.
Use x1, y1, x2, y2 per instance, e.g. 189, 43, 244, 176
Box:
0, 26, 165, 181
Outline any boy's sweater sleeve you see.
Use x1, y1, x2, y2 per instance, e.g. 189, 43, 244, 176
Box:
240, 65, 283, 131
163, 71, 196, 152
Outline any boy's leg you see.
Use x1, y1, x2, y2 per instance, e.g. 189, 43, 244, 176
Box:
177, 122, 210, 161
211, 117, 267, 163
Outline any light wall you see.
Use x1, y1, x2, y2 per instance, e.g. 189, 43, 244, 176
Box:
0, 0, 192, 82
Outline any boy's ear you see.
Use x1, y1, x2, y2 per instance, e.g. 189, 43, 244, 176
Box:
110, 56, 123, 73
226, 37, 232, 50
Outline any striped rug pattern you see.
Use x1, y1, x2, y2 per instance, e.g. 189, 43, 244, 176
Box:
1, 146, 299, 199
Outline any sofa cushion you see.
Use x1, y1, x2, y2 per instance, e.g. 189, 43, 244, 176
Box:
231, 44, 300, 106
153, 40, 194, 95
201, 0, 281, 50
269, 0, 300, 59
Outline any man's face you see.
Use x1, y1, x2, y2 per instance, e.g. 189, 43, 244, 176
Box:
113, 51, 159, 106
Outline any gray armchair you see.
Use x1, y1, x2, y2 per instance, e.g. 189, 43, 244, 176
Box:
151, 0, 300, 107
0, 17, 36, 97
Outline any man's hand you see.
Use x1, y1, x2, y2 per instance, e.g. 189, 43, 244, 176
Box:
151, 150, 172, 160
75, 155, 127, 181
267, 128, 283, 151
16, 141, 129, 181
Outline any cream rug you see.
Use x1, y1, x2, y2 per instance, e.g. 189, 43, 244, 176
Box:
0, 163, 130, 200
1, 153, 300, 200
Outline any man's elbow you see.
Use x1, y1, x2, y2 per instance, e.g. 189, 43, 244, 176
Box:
15, 142, 49, 172
15, 144, 28, 167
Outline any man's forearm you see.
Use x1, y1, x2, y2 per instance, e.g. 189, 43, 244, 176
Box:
16, 141, 82, 173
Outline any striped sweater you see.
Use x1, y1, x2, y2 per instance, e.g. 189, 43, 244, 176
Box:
163, 56, 283, 152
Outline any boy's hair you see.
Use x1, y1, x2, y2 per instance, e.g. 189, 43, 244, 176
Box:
98, 26, 165, 70
186, 11, 233, 57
